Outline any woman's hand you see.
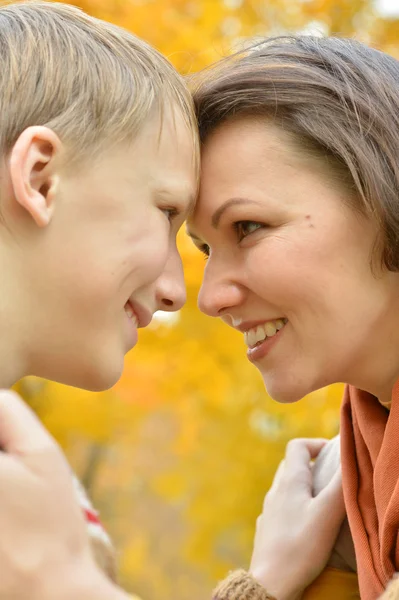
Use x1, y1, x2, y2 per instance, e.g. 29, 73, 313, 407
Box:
249, 438, 345, 600
0, 389, 129, 600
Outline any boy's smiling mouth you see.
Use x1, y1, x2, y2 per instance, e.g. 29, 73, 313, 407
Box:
124, 299, 153, 329
124, 300, 138, 327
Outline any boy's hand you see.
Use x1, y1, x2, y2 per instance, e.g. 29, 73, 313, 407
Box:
249, 438, 345, 600
0, 389, 129, 600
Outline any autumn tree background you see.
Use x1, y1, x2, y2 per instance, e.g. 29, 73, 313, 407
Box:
15, 1, 399, 599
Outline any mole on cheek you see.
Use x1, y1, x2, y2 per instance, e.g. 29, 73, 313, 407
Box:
305, 214, 315, 228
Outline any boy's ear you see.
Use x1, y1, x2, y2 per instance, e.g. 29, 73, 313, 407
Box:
8, 126, 62, 227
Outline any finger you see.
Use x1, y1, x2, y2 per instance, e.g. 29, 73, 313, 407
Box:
312, 468, 345, 546
268, 459, 285, 493
316, 467, 345, 523
285, 438, 329, 465
0, 390, 56, 455
284, 438, 329, 494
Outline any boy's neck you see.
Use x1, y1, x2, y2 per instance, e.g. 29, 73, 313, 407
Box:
0, 263, 27, 388
0, 321, 26, 388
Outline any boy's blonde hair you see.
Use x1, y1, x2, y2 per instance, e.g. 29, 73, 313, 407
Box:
0, 1, 199, 165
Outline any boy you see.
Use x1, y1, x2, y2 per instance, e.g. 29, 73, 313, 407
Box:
0, 0, 197, 593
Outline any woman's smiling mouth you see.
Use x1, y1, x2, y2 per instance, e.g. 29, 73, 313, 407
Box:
243, 318, 287, 348
235, 318, 289, 363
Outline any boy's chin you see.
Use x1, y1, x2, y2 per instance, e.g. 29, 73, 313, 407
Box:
82, 364, 123, 392
54, 358, 124, 392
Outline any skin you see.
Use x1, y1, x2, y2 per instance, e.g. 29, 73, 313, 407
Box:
0, 106, 197, 391
0, 111, 344, 600
188, 116, 399, 406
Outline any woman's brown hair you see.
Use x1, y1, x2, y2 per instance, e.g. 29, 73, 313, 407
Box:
191, 36, 399, 270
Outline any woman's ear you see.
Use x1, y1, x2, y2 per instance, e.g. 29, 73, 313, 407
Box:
8, 126, 62, 227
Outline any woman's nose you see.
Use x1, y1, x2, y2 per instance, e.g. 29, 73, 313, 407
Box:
197, 262, 243, 317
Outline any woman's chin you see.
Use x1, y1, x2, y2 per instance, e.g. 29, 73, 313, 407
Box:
262, 374, 309, 404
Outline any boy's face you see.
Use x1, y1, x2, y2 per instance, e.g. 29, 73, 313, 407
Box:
9, 108, 197, 391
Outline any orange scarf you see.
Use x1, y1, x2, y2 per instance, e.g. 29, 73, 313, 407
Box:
341, 381, 399, 599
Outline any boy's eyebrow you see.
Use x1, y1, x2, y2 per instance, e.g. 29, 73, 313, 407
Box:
155, 187, 196, 215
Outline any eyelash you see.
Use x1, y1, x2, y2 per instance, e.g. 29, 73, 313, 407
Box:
233, 220, 264, 242
195, 221, 264, 260
200, 244, 210, 260
162, 207, 180, 222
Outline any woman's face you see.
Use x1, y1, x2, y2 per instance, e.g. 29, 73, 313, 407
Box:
188, 116, 399, 402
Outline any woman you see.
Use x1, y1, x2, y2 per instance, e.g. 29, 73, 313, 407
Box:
188, 35, 399, 599
0, 3, 343, 600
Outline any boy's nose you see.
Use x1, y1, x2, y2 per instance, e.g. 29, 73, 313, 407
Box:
155, 246, 186, 312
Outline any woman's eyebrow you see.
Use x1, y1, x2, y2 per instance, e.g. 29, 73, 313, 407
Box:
211, 198, 262, 228
187, 197, 263, 239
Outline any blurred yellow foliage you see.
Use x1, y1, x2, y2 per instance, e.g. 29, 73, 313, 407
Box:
15, 2, 399, 600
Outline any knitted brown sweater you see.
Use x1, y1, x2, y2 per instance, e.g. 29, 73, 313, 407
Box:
213, 570, 276, 600
213, 570, 399, 600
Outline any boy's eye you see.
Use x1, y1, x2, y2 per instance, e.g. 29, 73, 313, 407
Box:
161, 207, 179, 222
234, 220, 263, 242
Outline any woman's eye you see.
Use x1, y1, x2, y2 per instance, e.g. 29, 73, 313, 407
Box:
200, 244, 210, 259
234, 220, 263, 241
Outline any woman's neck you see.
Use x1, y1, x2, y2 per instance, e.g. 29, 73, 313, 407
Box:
348, 336, 399, 407
343, 298, 399, 407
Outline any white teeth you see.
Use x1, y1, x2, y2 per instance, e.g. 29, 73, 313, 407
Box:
254, 325, 267, 344
265, 322, 277, 337
125, 303, 138, 325
247, 328, 257, 346
243, 319, 287, 348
